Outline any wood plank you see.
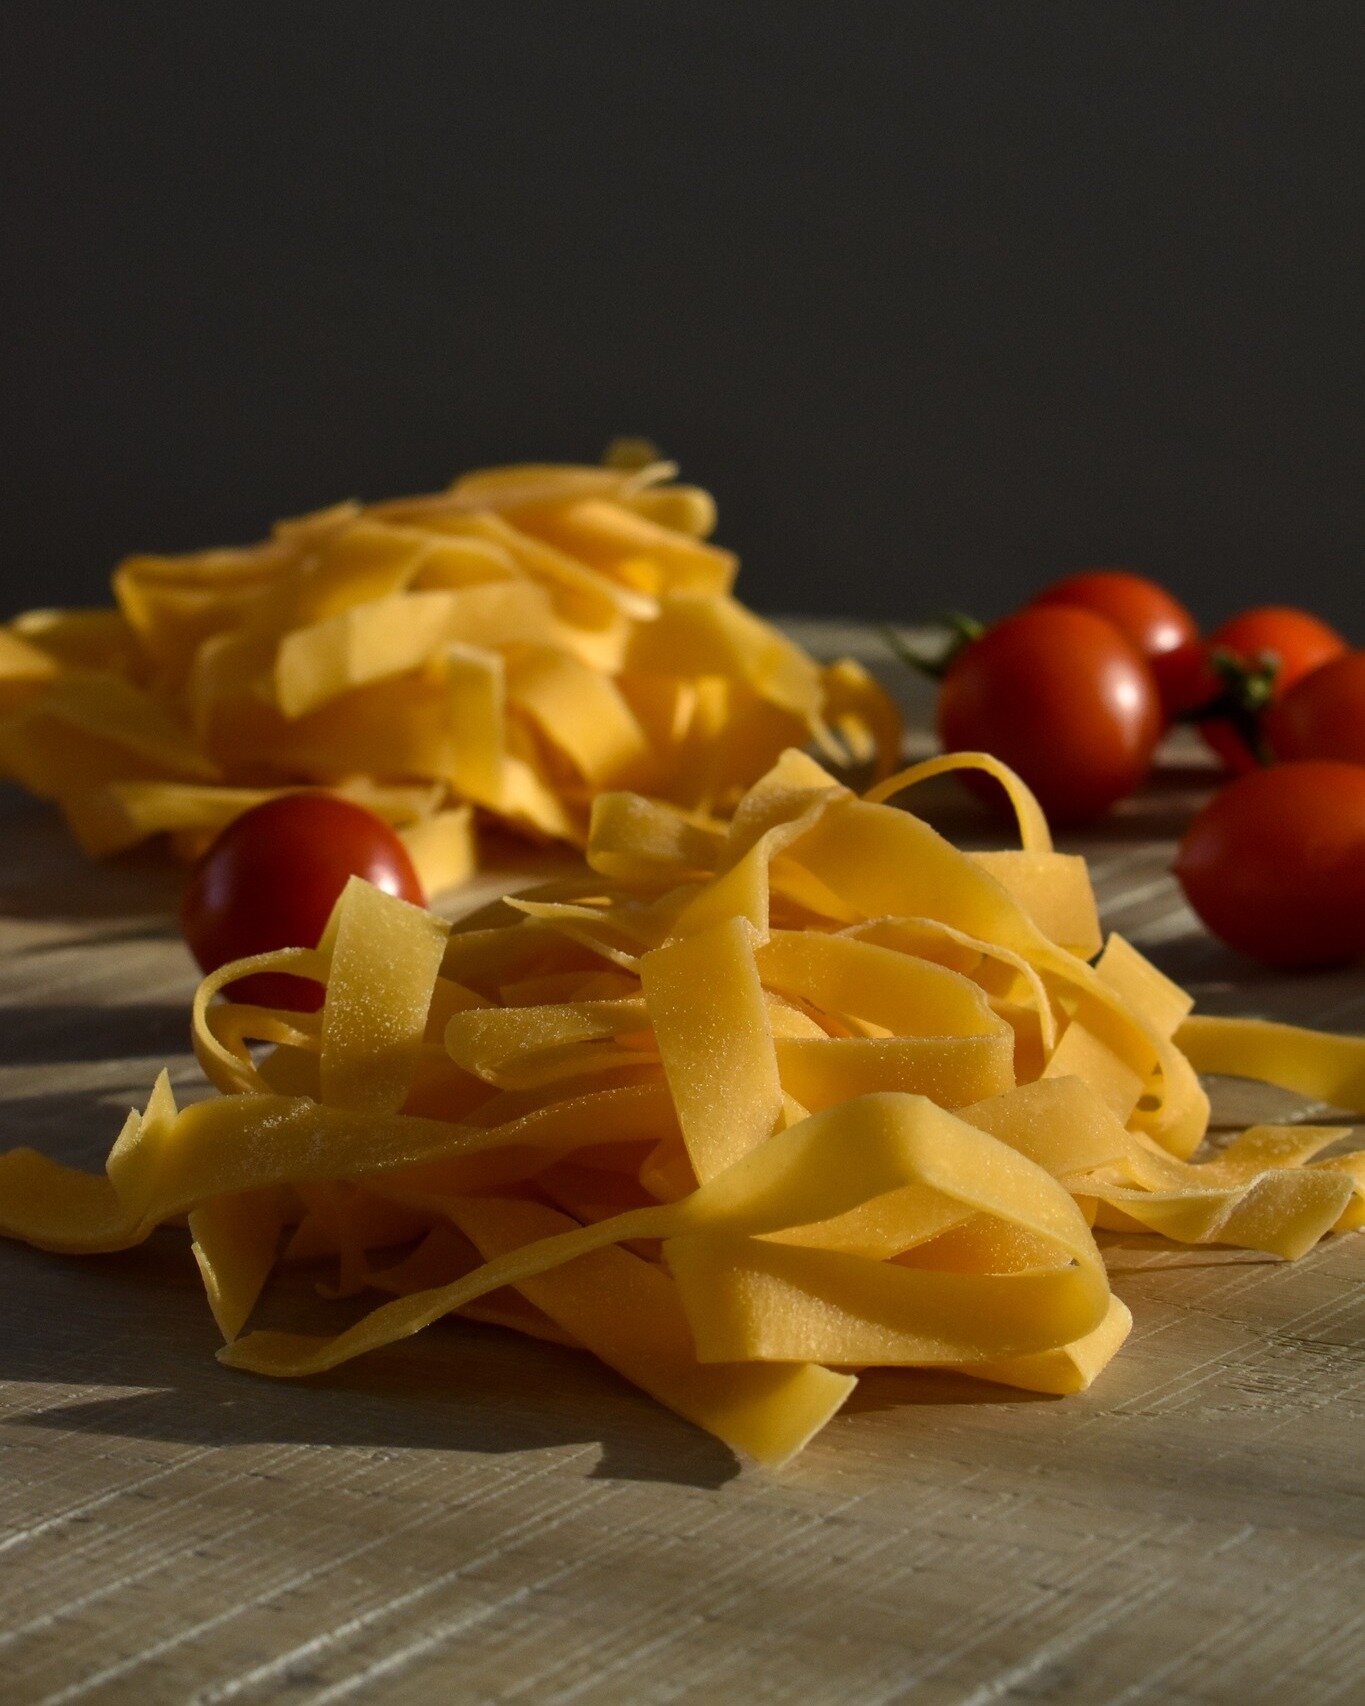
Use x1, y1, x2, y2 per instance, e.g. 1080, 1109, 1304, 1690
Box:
0, 620, 1360, 1706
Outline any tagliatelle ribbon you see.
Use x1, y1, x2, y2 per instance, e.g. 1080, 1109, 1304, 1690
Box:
0, 750, 1360, 1467
0, 454, 901, 877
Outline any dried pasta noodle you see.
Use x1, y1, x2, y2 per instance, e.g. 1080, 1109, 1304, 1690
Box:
0, 750, 1360, 1466
0, 450, 899, 890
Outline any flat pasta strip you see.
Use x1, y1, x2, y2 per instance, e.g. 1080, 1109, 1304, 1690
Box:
319, 879, 450, 1114
191, 1186, 293, 1342
446, 1196, 854, 1468
640, 918, 783, 1181
1177, 1015, 1365, 1111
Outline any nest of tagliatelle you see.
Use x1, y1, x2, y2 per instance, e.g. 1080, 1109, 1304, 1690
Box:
0, 450, 900, 891
1, 749, 1361, 1467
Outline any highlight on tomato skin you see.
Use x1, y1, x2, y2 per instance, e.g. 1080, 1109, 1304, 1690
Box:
1174, 762, 1365, 970
1265, 651, 1365, 766
1195, 606, 1350, 774
1028, 569, 1201, 721
936, 605, 1162, 826
181, 793, 427, 1011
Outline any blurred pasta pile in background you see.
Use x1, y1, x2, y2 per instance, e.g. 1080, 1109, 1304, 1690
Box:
0, 445, 899, 891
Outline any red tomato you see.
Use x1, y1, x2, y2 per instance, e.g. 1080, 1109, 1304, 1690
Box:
1156, 637, 1220, 722
1029, 569, 1201, 719
937, 606, 1162, 825
1174, 762, 1365, 968
1197, 607, 1349, 773
1265, 651, 1365, 766
182, 794, 426, 1010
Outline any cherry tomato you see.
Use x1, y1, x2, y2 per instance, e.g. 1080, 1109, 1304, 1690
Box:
182, 793, 425, 1010
1265, 651, 1365, 766
1029, 569, 1201, 719
1174, 762, 1365, 968
1156, 636, 1220, 722
937, 606, 1162, 825
1196, 607, 1349, 773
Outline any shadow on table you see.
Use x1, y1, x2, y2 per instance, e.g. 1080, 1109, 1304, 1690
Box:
0, 801, 183, 933
844, 1367, 1055, 1416
0, 1002, 192, 1066
0, 1044, 202, 1172
0, 1236, 744, 1491
0, 1229, 1057, 1497
0, 1089, 154, 1172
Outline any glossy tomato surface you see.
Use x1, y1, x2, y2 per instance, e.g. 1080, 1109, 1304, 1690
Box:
1265, 651, 1365, 765
182, 793, 425, 1009
1029, 569, 1200, 718
937, 606, 1162, 825
1174, 762, 1365, 968
1197, 606, 1349, 773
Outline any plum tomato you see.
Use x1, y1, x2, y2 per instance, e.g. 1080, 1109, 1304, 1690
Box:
1196, 606, 1349, 774
1265, 651, 1365, 766
936, 605, 1162, 825
181, 793, 426, 1010
1174, 761, 1365, 968
1029, 569, 1201, 719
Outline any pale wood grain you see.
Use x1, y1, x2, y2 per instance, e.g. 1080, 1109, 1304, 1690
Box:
0, 620, 1361, 1706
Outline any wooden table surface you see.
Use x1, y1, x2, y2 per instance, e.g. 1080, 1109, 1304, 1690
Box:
0, 623, 1361, 1706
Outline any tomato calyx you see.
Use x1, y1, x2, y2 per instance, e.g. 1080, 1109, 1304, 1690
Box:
1181, 647, 1282, 765
881, 614, 985, 681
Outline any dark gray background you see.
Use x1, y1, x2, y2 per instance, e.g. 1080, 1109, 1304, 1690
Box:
1, 2, 1361, 630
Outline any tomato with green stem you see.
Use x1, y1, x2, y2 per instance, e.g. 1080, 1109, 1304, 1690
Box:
1193, 607, 1348, 773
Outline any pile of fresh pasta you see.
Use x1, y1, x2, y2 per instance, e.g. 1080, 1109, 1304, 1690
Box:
1, 748, 1360, 1466
0, 450, 897, 890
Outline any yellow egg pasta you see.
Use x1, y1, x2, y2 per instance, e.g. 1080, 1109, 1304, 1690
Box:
0, 454, 900, 882
0, 750, 1360, 1467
